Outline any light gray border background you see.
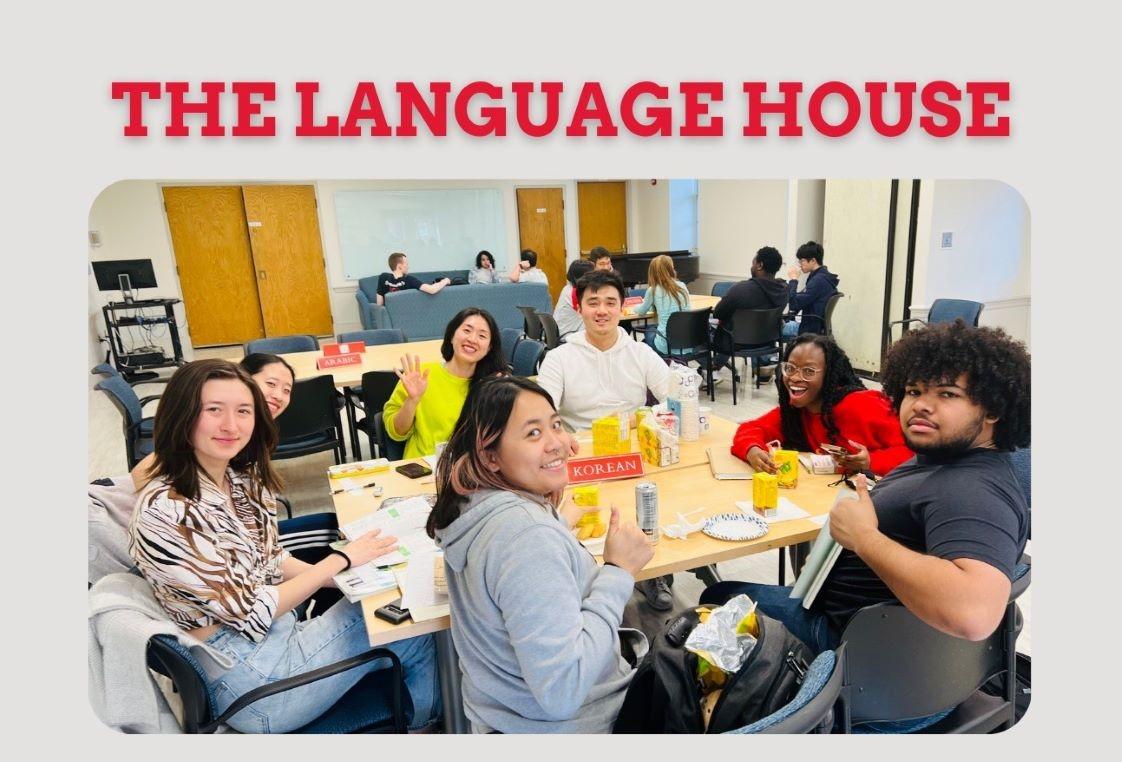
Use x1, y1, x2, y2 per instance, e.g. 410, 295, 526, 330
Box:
5, 0, 1112, 757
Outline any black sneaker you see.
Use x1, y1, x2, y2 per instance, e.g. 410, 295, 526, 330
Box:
638, 577, 673, 611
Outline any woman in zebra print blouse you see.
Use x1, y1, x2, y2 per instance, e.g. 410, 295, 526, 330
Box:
128, 359, 440, 733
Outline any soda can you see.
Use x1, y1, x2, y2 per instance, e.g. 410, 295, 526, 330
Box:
635, 481, 660, 544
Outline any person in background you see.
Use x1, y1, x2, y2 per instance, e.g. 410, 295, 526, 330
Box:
131, 353, 296, 490
384, 308, 507, 458
731, 334, 913, 477
508, 249, 549, 286
631, 254, 690, 355
377, 252, 452, 305
783, 241, 839, 337
468, 250, 503, 284
429, 375, 654, 733
536, 270, 674, 611
553, 259, 595, 339
712, 246, 789, 382
129, 359, 440, 733
590, 246, 615, 272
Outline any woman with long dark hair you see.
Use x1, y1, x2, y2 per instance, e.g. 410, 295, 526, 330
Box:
384, 307, 506, 458
427, 376, 654, 733
128, 359, 439, 733
731, 334, 913, 476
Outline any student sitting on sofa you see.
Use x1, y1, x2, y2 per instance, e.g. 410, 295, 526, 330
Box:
468, 250, 505, 284
376, 252, 452, 305
508, 249, 549, 286
384, 308, 507, 458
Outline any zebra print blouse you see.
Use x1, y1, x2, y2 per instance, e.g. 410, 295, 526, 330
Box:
128, 468, 290, 642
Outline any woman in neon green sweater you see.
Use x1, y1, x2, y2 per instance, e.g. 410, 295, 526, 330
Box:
384, 308, 507, 458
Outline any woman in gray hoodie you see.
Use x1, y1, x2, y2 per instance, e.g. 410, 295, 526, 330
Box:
427, 376, 654, 733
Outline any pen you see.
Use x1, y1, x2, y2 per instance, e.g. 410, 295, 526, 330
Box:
332, 481, 379, 495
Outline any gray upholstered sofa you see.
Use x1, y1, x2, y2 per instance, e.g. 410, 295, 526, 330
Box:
354, 273, 552, 339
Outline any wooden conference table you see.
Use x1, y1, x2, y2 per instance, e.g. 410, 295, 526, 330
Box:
331, 415, 842, 733
620, 293, 721, 323
282, 339, 445, 388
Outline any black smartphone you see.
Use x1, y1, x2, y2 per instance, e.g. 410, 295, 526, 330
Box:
374, 598, 411, 624
395, 462, 433, 479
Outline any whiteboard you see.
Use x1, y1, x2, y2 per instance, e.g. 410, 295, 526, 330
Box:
334, 189, 508, 280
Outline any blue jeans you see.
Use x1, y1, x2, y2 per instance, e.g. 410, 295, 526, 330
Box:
203, 603, 440, 733
700, 581, 838, 654
782, 320, 800, 339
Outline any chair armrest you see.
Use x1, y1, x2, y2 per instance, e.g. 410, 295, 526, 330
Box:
139, 395, 162, 409
207, 647, 406, 733
276, 495, 294, 521
887, 317, 927, 328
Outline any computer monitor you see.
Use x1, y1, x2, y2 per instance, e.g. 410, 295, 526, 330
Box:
91, 259, 158, 297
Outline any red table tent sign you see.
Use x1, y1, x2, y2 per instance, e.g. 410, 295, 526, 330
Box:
323, 341, 367, 356
566, 453, 645, 485
316, 353, 362, 370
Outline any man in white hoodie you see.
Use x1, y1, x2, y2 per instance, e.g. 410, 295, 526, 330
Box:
537, 270, 675, 611
537, 270, 671, 432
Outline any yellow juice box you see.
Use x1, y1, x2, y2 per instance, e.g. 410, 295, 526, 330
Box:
573, 485, 601, 507
752, 472, 779, 517
592, 415, 625, 455
773, 449, 799, 489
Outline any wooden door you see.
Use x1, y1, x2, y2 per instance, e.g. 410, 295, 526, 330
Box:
163, 186, 265, 346
516, 187, 567, 304
577, 181, 627, 255
242, 185, 334, 338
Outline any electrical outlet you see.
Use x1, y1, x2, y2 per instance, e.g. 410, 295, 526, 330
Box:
940, 231, 954, 249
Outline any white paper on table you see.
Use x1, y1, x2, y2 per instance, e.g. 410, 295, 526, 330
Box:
399, 551, 449, 611
393, 569, 451, 622
807, 514, 829, 527
422, 455, 438, 469
735, 497, 811, 524
340, 496, 438, 566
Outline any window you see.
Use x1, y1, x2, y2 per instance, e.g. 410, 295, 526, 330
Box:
669, 179, 698, 252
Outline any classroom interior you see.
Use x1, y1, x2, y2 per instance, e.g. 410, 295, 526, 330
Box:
87, 178, 1032, 731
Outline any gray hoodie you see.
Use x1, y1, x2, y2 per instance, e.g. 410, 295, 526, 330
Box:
435, 489, 644, 733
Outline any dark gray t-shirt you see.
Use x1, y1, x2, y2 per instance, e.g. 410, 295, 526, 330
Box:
377, 272, 422, 298
814, 449, 1029, 633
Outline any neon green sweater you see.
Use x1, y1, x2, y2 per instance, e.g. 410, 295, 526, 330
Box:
382, 362, 471, 459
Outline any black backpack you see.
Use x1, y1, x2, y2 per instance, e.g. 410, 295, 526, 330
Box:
614, 607, 814, 734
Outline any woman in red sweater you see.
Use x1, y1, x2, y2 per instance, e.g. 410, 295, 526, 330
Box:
731, 334, 913, 476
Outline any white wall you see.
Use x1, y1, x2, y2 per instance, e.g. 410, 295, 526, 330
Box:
695, 180, 789, 294
913, 180, 1030, 346
627, 179, 669, 252
86, 179, 585, 356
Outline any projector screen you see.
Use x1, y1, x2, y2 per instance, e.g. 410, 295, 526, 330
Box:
334, 188, 508, 280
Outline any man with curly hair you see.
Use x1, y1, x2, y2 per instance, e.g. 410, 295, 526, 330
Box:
704, 322, 1030, 658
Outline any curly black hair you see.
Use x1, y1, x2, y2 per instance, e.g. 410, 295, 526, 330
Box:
879, 321, 1030, 451
776, 334, 866, 451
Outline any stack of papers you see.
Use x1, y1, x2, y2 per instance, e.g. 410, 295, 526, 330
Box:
735, 497, 811, 524
333, 563, 399, 603
395, 551, 451, 622
340, 496, 438, 566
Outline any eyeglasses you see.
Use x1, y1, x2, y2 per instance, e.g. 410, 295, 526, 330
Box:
780, 362, 821, 380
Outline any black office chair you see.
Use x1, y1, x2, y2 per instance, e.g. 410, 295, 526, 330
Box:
511, 339, 546, 376
821, 292, 844, 338
711, 281, 735, 298
714, 306, 785, 405
726, 643, 846, 734
274, 375, 348, 464
145, 634, 411, 733
245, 334, 319, 356
888, 298, 984, 342
278, 511, 346, 616
838, 579, 1027, 733
500, 327, 522, 370
536, 312, 561, 350
350, 371, 402, 460
372, 411, 406, 462
517, 306, 544, 341
94, 375, 161, 469
654, 308, 715, 402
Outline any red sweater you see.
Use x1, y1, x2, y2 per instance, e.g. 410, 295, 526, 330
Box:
730, 389, 914, 476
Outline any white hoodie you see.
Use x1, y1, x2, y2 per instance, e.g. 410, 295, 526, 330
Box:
537, 327, 671, 431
